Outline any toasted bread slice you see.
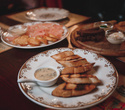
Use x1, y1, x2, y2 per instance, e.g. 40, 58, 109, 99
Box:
60, 55, 82, 61
51, 51, 74, 61
61, 63, 95, 74
61, 74, 101, 84
46, 36, 58, 42
28, 37, 41, 46
36, 36, 48, 44
13, 35, 29, 46
58, 58, 88, 67
52, 83, 96, 97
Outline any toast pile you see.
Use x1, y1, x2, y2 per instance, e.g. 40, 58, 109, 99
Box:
51, 51, 101, 97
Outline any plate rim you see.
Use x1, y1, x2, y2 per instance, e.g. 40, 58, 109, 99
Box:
17, 47, 119, 109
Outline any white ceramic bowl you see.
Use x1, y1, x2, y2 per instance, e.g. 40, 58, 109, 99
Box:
105, 30, 125, 44
8, 25, 27, 35
17, 66, 60, 87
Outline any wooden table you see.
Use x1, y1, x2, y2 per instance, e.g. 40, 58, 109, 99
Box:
0, 8, 125, 110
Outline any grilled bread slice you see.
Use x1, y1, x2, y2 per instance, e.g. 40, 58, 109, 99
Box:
52, 83, 96, 97
51, 51, 74, 61
61, 74, 101, 84
58, 58, 88, 67
61, 63, 95, 74
60, 55, 82, 61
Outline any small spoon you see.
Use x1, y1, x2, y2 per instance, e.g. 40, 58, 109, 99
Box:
17, 76, 59, 87
17, 78, 38, 83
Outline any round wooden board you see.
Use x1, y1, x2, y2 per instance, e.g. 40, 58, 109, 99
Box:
71, 23, 125, 56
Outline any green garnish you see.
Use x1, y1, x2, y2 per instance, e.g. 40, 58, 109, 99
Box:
100, 25, 108, 28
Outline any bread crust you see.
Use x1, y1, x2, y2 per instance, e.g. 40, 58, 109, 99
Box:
51, 51, 74, 61
61, 74, 100, 84
61, 63, 95, 74
58, 58, 88, 67
61, 74, 101, 84
60, 55, 82, 61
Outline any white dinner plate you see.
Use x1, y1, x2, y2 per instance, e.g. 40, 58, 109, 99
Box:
17, 48, 118, 109
25, 8, 69, 21
1, 22, 68, 49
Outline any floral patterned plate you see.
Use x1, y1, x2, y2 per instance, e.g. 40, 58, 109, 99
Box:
25, 8, 69, 21
17, 48, 118, 109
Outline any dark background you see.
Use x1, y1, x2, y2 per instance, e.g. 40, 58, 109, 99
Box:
62, 0, 125, 21
0, 0, 125, 21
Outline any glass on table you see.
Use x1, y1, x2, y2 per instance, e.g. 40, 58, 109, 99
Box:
94, 21, 114, 31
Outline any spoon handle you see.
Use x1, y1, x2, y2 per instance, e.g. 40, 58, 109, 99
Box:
17, 78, 36, 83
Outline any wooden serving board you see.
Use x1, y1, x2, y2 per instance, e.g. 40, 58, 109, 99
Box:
71, 23, 125, 56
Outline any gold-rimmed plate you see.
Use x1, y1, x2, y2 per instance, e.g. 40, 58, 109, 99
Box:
17, 47, 118, 109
